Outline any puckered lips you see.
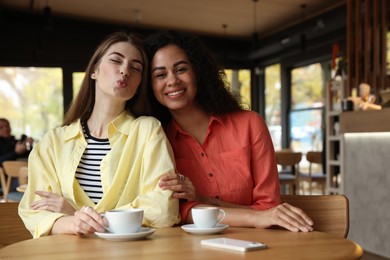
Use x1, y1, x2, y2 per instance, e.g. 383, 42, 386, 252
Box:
117, 78, 128, 88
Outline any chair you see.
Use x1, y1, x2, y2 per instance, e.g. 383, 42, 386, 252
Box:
0, 161, 28, 202
0, 202, 32, 249
280, 194, 349, 238
275, 151, 302, 195
18, 166, 28, 186
299, 151, 326, 194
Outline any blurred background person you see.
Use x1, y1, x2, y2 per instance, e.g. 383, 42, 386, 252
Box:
0, 118, 33, 164
0, 118, 33, 196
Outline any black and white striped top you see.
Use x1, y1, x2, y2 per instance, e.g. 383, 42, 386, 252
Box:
75, 122, 110, 204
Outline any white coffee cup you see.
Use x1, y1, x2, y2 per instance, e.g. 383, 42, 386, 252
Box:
103, 208, 143, 234
192, 207, 226, 228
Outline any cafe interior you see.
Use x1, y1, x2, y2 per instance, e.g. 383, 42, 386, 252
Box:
0, 0, 389, 259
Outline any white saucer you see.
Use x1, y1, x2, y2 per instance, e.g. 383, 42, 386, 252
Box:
95, 227, 155, 241
181, 223, 229, 235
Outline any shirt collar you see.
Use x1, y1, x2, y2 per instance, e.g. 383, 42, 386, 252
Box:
168, 114, 224, 139
107, 111, 135, 137
63, 119, 83, 141
62, 111, 135, 141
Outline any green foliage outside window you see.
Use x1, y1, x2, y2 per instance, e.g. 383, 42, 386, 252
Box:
0, 67, 63, 140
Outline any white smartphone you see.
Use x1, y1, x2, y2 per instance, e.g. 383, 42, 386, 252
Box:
201, 237, 267, 252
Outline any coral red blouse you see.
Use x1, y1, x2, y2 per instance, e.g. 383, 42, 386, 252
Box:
164, 110, 280, 223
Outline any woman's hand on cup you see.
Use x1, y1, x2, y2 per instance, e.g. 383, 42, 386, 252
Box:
71, 206, 107, 235
159, 172, 198, 201
31, 191, 76, 215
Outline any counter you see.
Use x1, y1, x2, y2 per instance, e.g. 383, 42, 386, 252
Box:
340, 109, 390, 258
340, 108, 390, 133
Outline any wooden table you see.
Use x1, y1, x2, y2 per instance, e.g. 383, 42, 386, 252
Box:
0, 227, 363, 259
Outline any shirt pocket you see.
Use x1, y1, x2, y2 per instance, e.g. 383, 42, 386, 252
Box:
212, 146, 254, 197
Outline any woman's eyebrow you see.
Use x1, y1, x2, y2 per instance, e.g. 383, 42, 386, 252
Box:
108, 51, 124, 58
152, 60, 189, 72
152, 66, 165, 73
173, 61, 189, 67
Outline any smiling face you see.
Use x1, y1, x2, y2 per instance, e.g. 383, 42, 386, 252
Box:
150, 44, 198, 113
93, 41, 143, 103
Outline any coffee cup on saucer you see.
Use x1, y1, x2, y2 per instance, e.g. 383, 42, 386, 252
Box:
103, 208, 143, 234
192, 207, 226, 229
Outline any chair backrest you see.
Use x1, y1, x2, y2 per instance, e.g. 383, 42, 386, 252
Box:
280, 194, 349, 238
1, 161, 28, 200
2, 161, 28, 178
275, 151, 302, 174
306, 151, 323, 175
18, 167, 28, 186
276, 151, 302, 166
0, 202, 32, 249
306, 151, 322, 165
0, 167, 6, 197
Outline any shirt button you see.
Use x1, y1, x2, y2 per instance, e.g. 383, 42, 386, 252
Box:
208, 173, 213, 177
215, 196, 220, 199
201, 153, 205, 157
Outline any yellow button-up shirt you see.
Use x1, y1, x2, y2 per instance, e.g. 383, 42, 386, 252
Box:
19, 112, 180, 238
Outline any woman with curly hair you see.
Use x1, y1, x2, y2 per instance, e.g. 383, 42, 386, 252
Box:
144, 30, 313, 232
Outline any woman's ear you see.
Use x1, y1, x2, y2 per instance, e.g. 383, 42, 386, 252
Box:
91, 72, 96, 79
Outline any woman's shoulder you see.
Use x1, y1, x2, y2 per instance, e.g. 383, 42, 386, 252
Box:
122, 115, 163, 135
45, 123, 78, 139
132, 115, 162, 127
219, 110, 267, 133
224, 110, 264, 122
33, 123, 76, 149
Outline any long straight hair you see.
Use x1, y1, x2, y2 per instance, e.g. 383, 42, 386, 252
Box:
63, 32, 151, 126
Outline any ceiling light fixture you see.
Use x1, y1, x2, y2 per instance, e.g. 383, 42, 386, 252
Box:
222, 23, 228, 36
281, 37, 291, 45
132, 9, 142, 24
300, 4, 307, 51
221, 23, 229, 64
252, 0, 259, 51
43, 0, 53, 31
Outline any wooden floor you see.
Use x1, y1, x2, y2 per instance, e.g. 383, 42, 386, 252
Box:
362, 251, 390, 260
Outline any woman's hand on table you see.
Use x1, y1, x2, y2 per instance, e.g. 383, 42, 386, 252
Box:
159, 172, 199, 201
255, 203, 313, 232
30, 191, 76, 215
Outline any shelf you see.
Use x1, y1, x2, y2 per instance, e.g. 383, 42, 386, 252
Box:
327, 187, 342, 194
326, 75, 345, 195
328, 160, 340, 166
328, 136, 341, 141
327, 110, 341, 116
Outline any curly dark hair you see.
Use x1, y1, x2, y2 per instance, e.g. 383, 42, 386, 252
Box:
143, 30, 243, 125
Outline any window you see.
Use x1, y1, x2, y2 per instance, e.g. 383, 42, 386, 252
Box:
290, 63, 325, 153
72, 72, 85, 98
387, 31, 390, 71
265, 64, 281, 150
225, 69, 251, 109
0, 67, 63, 140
